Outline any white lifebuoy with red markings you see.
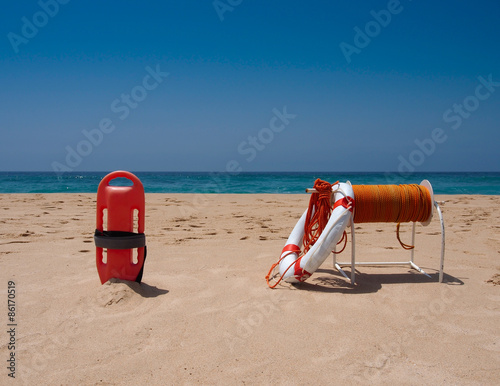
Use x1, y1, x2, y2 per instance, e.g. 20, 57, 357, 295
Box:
278, 182, 354, 283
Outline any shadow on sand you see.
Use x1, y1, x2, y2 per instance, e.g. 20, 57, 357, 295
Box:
107, 278, 169, 298
289, 267, 464, 293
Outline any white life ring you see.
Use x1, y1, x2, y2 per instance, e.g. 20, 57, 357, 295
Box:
279, 182, 354, 283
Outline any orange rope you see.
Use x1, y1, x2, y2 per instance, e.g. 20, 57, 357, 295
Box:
352, 184, 432, 249
396, 223, 414, 250
332, 231, 348, 254
302, 179, 336, 253
265, 248, 300, 289
352, 184, 432, 224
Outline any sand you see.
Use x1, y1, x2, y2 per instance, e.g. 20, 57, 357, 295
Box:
0, 193, 499, 385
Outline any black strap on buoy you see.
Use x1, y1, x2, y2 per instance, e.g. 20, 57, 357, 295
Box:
94, 229, 147, 283
94, 230, 146, 249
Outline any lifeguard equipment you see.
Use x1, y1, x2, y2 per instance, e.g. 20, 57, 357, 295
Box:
266, 180, 354, 287
266, 179, 445, 288
94, 171, 147, 284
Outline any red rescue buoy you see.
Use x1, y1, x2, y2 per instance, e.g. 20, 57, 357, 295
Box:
94, 171, 147, 284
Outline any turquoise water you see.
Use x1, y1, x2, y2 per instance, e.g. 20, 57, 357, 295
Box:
0, 172, 499, 194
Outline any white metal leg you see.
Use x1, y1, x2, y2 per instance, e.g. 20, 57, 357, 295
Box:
350, 215, 355, 285
435, 201, 445, 283
410, 222, 415, 263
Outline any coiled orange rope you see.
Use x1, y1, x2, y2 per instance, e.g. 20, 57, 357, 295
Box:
352, 184, 432, 250
352, 184, 432, 224
303, 179, 336, 253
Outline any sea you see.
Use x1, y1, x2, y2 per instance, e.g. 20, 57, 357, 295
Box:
0, 172, 499, 195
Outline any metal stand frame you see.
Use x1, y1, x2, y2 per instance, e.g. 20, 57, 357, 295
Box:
333, 201, 445, 285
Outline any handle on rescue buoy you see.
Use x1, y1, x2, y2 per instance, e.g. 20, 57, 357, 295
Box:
100, 170, 143, 188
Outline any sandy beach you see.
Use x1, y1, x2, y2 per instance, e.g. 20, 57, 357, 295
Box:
1, 193, 499, 385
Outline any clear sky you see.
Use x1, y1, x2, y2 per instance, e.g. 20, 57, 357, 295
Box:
1, 0, 499, 173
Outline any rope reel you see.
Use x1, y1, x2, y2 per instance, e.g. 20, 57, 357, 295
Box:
305, 179, 434, 251
352, 184, 432, 225
352, 182, 434, 250
266, 179, 436, 288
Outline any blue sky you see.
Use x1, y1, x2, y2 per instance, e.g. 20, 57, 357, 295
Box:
1, 0, 499, 172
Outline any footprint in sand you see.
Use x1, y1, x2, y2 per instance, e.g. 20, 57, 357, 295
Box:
0, 241, 29, 245
486, 274, 500, 286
